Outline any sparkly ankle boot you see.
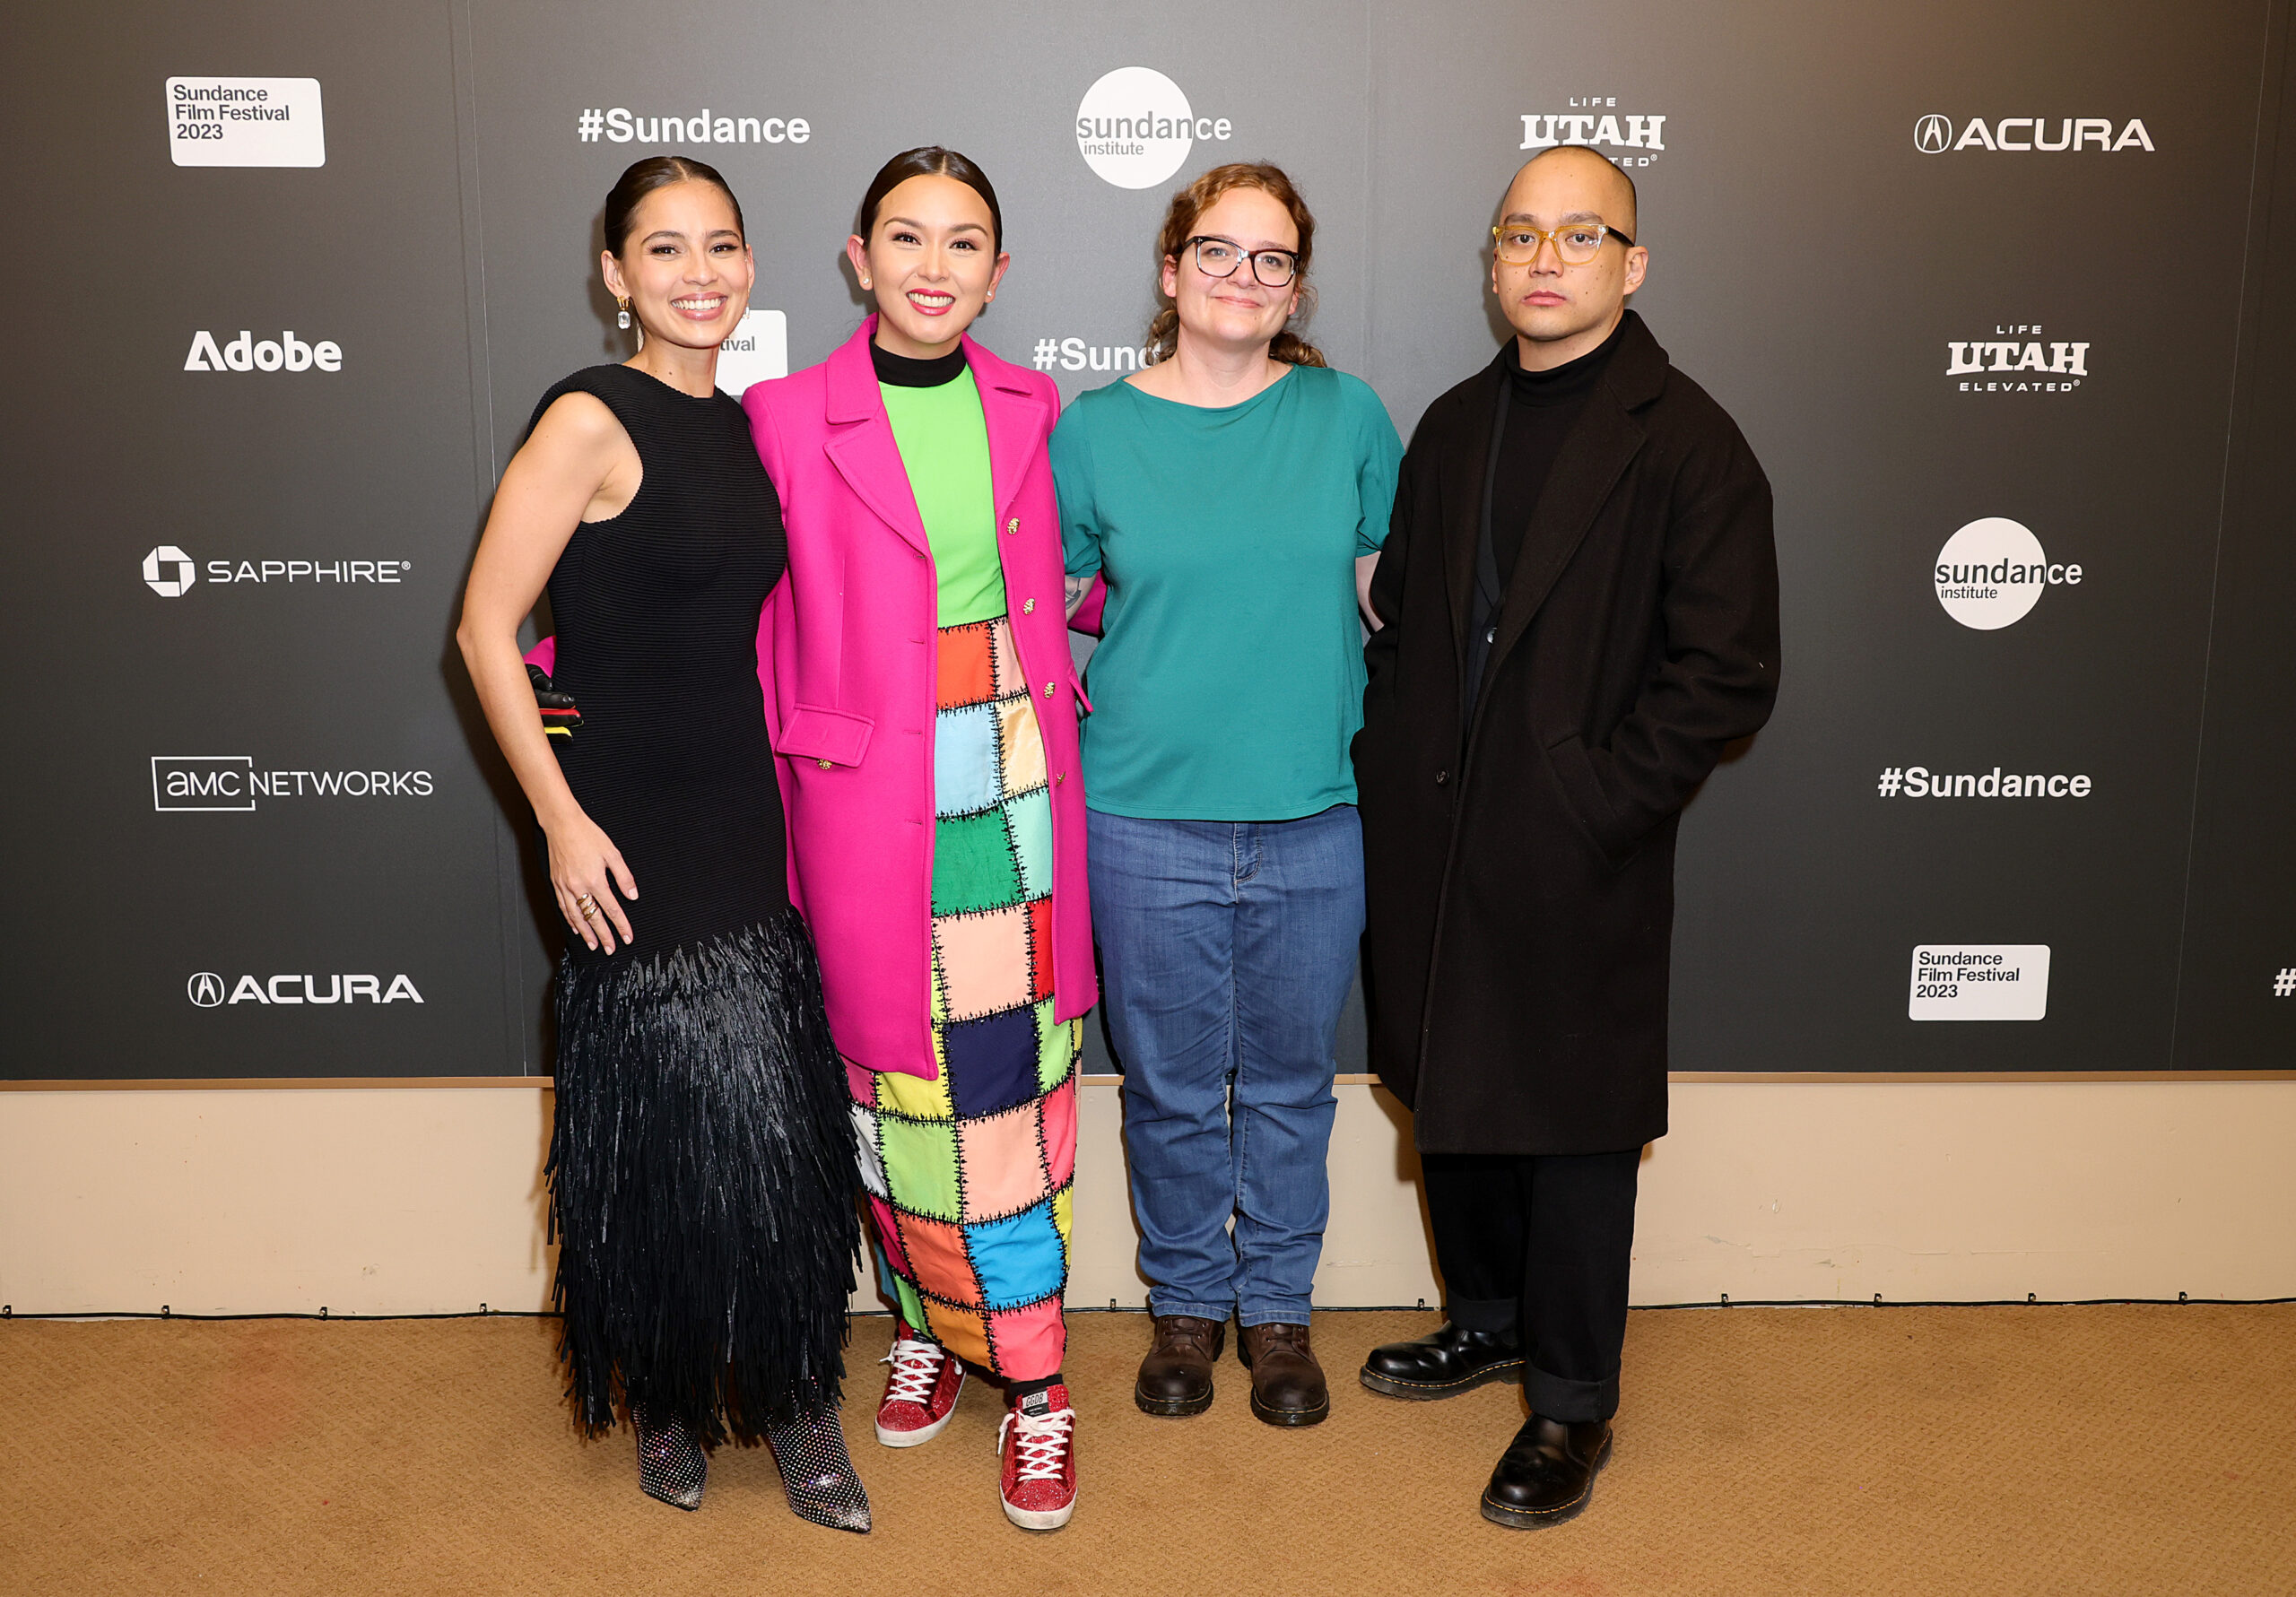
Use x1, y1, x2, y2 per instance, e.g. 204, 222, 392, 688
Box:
633, 1406, 708, 1511
764, 1409, 873, 1532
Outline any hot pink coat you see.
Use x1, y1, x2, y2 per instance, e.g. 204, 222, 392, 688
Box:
743, 322, 1095, 1081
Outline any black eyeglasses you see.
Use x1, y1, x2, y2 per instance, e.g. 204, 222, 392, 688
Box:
1183, 235, 1300, 288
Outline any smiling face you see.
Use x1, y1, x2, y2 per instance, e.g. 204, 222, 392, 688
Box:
1161, 186, 1301, 359
599, 179, 753, 352
849, 173, 1010, 360
1491, 146, 1648, 365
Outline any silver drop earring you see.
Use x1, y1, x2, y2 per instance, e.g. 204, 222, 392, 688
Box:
616, 296, 632, 331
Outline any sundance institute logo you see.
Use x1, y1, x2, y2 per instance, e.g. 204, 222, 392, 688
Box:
1074, 67, 1231, 189
1933, 516, 2083, 630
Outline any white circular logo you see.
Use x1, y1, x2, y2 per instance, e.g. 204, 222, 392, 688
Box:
187, 972, 226, 1007
1915, 114, 1952, 153
143, 545, 196, 597
1076, 67, 1195, 189
1935, 517, 2048, 629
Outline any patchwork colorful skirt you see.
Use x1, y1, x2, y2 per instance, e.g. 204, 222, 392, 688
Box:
847, 612, 1079, 1382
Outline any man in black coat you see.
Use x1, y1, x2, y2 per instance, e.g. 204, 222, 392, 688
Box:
1352, 146, 1779, 1527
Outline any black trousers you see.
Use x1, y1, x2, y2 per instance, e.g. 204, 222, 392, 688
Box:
1422, 1148, 1639, 1423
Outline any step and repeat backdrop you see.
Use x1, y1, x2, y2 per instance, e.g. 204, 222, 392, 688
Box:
3, 0, 2290, 1080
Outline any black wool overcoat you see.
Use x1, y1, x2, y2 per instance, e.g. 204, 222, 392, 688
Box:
1354, 312, 1779, 1156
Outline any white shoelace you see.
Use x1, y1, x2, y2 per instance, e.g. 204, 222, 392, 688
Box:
879, 1338, 945, 1407
997, 1402, 1076, 1483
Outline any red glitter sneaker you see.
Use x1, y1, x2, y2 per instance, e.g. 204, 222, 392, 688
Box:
996, 1384, 1077, 1531
874, 1328, 964, 1448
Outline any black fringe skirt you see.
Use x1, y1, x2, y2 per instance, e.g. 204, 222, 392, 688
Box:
549, 906, 859, 1445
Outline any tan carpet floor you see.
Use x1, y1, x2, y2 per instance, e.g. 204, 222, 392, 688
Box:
4, 1306, 2292, 1594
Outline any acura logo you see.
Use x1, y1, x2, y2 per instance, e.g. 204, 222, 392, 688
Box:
1915, 113, 1952, 153
182, 970, 426, 1005
144, 545, 197, 597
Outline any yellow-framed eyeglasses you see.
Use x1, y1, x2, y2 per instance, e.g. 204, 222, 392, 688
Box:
1492, 221, 1634, 266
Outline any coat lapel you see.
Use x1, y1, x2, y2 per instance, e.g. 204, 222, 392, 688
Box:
822, 320, 930, 555
1483, 316, 1670, 678
965, 336, 1051, 525
1443, 354, 1509, 659
1484, 394, 1644, 673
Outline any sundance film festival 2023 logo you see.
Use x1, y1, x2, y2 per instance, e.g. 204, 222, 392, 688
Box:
152, 756, 435, 812
1950, 325, 2089, 394
186, 970, 423, 1007
1518, 98, 1667, 167
1933, 517, 2081, 630
715, 308, 787, 397
1909, 945, 2050, 1021
1914, 113, 2153, 153
142, 545, 409, 595
1075, 68, 1233, 189
167, 77, 323, 167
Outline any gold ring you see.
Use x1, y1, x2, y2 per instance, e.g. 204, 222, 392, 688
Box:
577, 895, 599, 919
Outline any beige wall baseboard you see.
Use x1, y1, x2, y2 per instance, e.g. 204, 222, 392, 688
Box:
9, 1071, 2292, 1090
4, 1080, 2292, 1316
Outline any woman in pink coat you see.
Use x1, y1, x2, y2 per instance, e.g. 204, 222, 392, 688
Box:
744, 147, 1094, 1532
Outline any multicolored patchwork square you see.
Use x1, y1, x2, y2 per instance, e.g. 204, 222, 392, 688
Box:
847, 612, 1079, 1382
851, 1037, 1079, 1376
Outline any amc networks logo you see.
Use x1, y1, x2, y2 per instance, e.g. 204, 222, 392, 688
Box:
187, 971, 424, 1006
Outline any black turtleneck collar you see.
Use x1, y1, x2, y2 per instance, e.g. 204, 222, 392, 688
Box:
1506, 315, 1627, 407
873, 340, 968, 388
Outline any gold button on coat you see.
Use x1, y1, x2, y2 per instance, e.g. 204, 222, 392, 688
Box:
1043, 682, 1056, 698
1022, 598, 1036, 613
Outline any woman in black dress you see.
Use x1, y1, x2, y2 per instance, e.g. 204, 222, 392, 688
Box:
456, 157, 865, 1529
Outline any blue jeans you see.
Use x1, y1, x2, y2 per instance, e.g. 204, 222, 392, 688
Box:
1087, 805, 1362, 1326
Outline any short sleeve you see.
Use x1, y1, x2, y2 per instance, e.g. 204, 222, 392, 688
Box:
1347, 376, 1405, 555
1050, 398, 1103, 580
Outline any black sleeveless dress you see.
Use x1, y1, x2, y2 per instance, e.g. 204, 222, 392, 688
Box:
529, 365, 857, 1445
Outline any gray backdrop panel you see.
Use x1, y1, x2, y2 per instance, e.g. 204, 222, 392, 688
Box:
1, 0, 2288, 1079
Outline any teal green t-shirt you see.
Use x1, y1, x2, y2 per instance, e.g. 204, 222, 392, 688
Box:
881, 368, 1004, 628
1052, 364, 1403, 820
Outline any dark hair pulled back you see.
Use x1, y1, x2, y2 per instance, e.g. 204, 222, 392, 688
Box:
856, 146, 1004, 254
603, 156, 745, 256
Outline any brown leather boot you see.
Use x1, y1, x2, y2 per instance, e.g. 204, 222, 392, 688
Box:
1237, 1321, 1330, 1427
1135, 1315, 1225, 1417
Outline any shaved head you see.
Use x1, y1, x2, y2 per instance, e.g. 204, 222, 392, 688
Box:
1503, 144, 1637, 239
1489, 144, 1648, 370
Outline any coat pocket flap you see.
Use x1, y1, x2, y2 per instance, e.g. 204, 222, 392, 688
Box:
779, 705, 874, 767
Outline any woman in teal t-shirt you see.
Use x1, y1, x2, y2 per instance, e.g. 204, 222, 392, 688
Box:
1053, 162, 1401, 1428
